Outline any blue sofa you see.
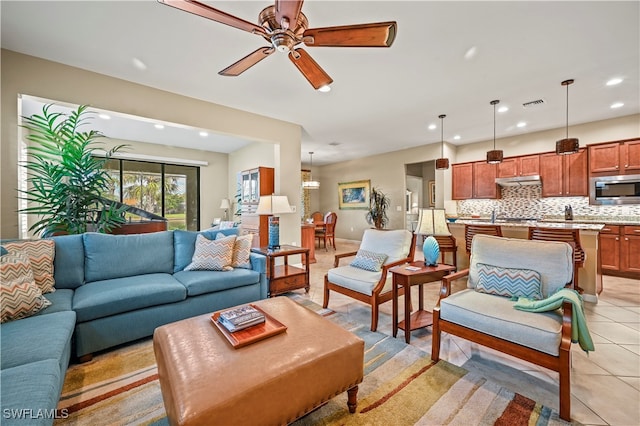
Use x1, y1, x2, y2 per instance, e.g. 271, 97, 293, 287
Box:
0, 229, 267, 425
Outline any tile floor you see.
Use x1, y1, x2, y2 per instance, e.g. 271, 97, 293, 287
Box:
297, 238, 640, 425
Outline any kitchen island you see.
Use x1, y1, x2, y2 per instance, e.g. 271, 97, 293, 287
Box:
448, 220, 604, 301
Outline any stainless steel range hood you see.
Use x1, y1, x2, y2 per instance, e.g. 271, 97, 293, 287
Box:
495, 175, 542, 187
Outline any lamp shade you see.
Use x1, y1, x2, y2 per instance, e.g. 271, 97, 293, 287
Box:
256, 195, 292, 215
415, 208, 450, 236
302, 180, 320, 189
219, 198, 231, 209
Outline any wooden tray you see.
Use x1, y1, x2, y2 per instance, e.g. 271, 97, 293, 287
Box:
211, 304, 287, 348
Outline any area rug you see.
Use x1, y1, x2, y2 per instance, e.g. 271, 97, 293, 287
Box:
55, 296, 575, 425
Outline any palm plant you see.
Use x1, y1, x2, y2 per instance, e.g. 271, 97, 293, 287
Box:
366, 187, 390, 229
19, 104, 128, 236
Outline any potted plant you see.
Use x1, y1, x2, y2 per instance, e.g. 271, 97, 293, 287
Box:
366, 186, 390, 229
19, 104, 128, 236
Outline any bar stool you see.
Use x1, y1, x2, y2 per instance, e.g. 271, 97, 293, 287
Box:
464, 224, 503, 256
432, 235, 457, 267
528, 227, 585, 293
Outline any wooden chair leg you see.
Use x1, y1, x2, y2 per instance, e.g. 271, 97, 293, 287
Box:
431, 310, 441, 361
559, 347, 571, 421
323, 276, 330, 308
371, 301, 379, 332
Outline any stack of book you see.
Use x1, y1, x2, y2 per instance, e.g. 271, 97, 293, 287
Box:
218, 305, 265, 332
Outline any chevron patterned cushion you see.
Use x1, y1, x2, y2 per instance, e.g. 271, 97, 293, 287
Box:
1, 252, 51, 323
350, 249, 388, 272
218, 233, 253, 269
476, 263, 543, 300
185, 234, 235, 271
3, 239, 55, 293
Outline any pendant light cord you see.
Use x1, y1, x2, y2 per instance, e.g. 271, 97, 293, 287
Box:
439, 114, 446, 157
565, 83, 569, 140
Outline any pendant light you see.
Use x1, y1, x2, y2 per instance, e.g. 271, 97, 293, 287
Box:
435, 114, 449, 170
555, 79, 580, 155
486, 100, 503, 164
302, 151, 320, 189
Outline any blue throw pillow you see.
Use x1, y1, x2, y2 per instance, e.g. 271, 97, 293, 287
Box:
0, 246, 8, 256
350, 249, 388, 272
476, 263, 543, 300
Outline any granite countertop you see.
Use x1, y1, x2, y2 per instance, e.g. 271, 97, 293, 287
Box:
540, 216, 640, 226
451, 219, 605, 231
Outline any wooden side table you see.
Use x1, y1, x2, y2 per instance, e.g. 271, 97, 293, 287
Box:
251, 245, 310, 297
390, 262, 456, 343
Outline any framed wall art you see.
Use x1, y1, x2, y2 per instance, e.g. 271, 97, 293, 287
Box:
338, 180, 370, 210
428, 180, 436, 207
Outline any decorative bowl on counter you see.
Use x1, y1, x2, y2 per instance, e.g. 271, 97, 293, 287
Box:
446, 217, 458, 223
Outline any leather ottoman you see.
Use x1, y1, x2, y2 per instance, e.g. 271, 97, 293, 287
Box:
153, 296, 364, 425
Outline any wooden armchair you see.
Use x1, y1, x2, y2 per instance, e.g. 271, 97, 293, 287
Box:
323, 229, 416, 331
432, 234, 576, 421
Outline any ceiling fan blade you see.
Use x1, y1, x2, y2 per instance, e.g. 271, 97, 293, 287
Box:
158, 0, 267, 36
219, 47, 275, 76
275, 0, 303, 30
303, 21, 397, 47
288, 48, 333, 90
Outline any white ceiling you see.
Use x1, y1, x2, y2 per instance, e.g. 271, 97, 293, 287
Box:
3, 1, 639, 165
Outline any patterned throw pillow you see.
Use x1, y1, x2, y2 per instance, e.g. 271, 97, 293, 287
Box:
1, 252, 51, 323
476, 263, 543, 300
185, 234, 235, 271
217, 233, 253, 269
350, 249, 388, 272
3, 239, 55, 293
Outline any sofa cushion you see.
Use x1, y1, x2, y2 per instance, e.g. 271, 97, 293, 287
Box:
440, 289, 563, 356
359, 229, 412, 264
468, 235, 573, 298
173, 268, 261, 297
1, 252, 51, 323
327, 265, 385, 296
184, 234, 235, 271
50, 235, 85, 289
0, 310, 76, 370
350, 249, 388, 272
3, 239, 55, 293
173, 229, 239, 273
32, 289, 74, 317
228, 233, 253, 269
0, 359, 63, 426
83, 232, 174, 282
72, 273, 187, 322
476, 263, 543, 300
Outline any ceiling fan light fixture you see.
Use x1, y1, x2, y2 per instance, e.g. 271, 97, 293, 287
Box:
435, 114, 449, 170
486, 100, 503, 164
556, 79, 580, 155
318, 84, 331, 93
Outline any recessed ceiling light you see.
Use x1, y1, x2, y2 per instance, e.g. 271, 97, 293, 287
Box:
606, 78, 623, 86
453, 135, 461, 140
318, 85, 331, 93
199, 131, 208, 137
98, 113, 111, 120
464, 46, 477, 60
610, 102, 624, 109
428, 124, 437, 130
154, 124, 165, 130
516, 121, 527, 128
132, 57, 147, 71
498, 106, 509, 113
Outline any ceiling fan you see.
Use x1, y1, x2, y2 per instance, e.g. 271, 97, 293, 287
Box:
158, 0, 397, 90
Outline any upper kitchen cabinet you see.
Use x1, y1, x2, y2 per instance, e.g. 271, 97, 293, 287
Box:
540, 148, 588, 197
452, 161, 499, 200
497, 154, 540, 178
589, 139, 640, 176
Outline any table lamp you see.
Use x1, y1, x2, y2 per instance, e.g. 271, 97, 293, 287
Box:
219, 198, 231, 221
415, 208, 450, 266
256, 194, 292, 249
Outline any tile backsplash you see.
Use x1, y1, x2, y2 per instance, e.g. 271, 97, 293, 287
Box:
456, 185, 640, 219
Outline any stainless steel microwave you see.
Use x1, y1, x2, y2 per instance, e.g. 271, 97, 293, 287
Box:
589, 174, 640, 205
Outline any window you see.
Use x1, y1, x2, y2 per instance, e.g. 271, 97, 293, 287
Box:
102, 159, 200, 231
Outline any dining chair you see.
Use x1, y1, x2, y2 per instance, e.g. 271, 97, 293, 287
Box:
528, 227, 585, 292
316, 212, 337, 250
311, 211, 324, 224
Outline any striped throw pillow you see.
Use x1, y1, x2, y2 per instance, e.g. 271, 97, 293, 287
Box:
217, 233, 253, 269
350, 249, 388, 272
185, 234, 235, 271
1, 252, 51, 323
3, 239, 55, 293
476, 263, 543, 300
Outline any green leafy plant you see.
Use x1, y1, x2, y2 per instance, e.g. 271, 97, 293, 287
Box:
366, 186, 390, 229
19, 104, 129, 236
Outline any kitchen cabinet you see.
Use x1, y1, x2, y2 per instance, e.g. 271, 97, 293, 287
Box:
599, 224, 640, 276
239, 166, 274, 247
497, 154, 540, 178
621, 225, 640, 273
452, 161, 499, 200
589, 139, 640, 175
540, 148, 587, 197
599, 225, 621, 271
